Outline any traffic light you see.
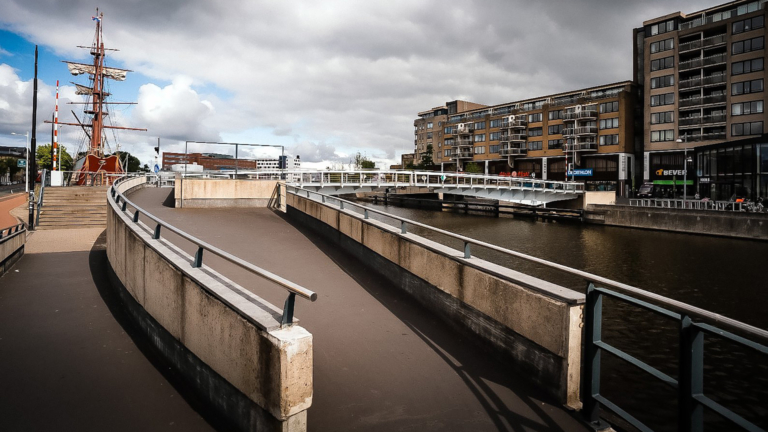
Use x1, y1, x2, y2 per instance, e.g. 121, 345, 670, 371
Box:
154, 146, 159, 154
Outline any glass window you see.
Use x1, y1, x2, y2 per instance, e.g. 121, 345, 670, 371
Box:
474, 134, 486, 142
474, 121, 486, 130
528, 113, 542, 123
489, 119, 501, 128
548, 124, 563, 135
489, 145, 500, 153
474, 146, 485, 154
527, 141, 543, 151
548, 110, 563, 120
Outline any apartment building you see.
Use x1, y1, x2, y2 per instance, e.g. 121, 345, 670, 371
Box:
414, 82, 637, 194
637, 0, 768, 199
162, 153, 300, 171
413, 100, 487, 166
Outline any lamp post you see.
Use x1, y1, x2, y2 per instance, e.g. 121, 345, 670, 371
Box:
10, 132, 30, 192
676, 136, 692, 202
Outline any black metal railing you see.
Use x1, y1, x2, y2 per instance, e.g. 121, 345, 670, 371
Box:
110, 177, 317, 327
0, 223, 26, 240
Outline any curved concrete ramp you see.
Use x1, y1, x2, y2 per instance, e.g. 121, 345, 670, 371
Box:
130, 188, 588, 432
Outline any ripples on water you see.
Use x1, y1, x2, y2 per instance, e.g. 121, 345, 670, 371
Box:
357, 201, 768, 431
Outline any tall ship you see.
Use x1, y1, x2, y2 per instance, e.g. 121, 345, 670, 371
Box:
55, 9, 146, 185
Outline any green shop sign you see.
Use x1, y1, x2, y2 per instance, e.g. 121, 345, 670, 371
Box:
652, 180, 693, 185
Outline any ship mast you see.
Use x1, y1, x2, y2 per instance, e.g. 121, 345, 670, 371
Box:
91, 8, 104, 156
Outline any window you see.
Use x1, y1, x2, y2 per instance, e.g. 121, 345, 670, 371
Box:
527, 127, 543, 137
732, 79, 764, 95
548, 110, 563, 120
474, 121, 486, 130
427, 132, 433, 139
733, 15, 765, 34
548, 124, 563, 135
548, 139, 564, 150
599, 118, 619, 129
651, 19, 676, 36
650, 38, 674, 53
599, 101, 619, 113
474, 146, 486, 154
489, 145, 500, 153
732, 36, 764, 55
527, 141, 543, 151
650, 93, 675, 106
444, 126, 454, 134
489, 132, 501, 141
651, 56, 674, 71
444, 149, 451, 157
732, 121, 763, 136
528, 113, 543, 123
732, 57, 764, 75
474, 134, 486, 142
651, 75, 675, 89
651, 111, 674, 124
427, 122, 433, 129
489, 119, 501, 128
599, 135, 619, 145
732, 100, 764, 115
651, 130, 675, 142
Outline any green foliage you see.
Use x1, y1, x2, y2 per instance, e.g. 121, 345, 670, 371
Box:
464, 162, 483, 174
36, 143, 74, 171
353, 152, 376, 169
0, 158, 22, 181
112, 151, 142, 172
419, 143, 434, 167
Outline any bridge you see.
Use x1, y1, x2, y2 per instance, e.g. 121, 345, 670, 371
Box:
2, 175, 767, 432
176, 170, 585, 206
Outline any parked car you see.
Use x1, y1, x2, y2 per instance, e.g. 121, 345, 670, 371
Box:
637, 182, 654, 198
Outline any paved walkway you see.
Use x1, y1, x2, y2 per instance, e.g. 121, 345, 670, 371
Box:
130, 187, 589, 432
0, 228, 220, 431
0, 192, 26, 228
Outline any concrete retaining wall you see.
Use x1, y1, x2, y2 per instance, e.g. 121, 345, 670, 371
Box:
286, 192, 584, 409
586, 204, 768, 240
0, 227, 25, 277
175, 177, 280, 208
107, 178, 312, 432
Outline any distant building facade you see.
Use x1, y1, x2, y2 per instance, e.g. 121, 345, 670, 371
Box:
162, 152, 300, 171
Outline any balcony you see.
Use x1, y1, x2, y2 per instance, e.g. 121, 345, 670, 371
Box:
678, 114, 727, 127
679, 132, 727, 142
679, 94, 727, 108
563, 109, 598, 121
679, 73, 727, 90
678, 34, 727, 53
576, 126, 598, 136
450, 151, 474, 160
500, 119, 527, 129
562, 128, 575, 137
500, 144, 527, 157
455, 125, 475, 135
565, 141, 598, 152
500, 133, 527, 143
679, 54, 727, 71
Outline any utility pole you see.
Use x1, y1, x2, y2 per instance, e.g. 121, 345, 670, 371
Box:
28, 46, 38, 229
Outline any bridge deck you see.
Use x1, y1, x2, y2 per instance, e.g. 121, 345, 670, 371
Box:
130, 187, 588, 432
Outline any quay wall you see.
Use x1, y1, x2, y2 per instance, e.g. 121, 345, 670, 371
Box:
586, 204, 768, 241
0, 225, 25, 277
285, 190, 585, 409
175, 177, 282, 208
107, 178, 312, 432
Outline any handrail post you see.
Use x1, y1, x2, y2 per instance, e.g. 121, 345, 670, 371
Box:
582, 283, 609, 429
401, 221, 407, 234
153, 224, 162, 240
193, 247, 204, 268
133, 210, 140, 223
679, 315, 704, 432
281, 292, 296, 327
463, 242, 471, 259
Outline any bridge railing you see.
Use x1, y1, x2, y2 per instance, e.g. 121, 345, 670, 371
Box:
629, 198, 748, 212
111, 176, 317, 326
177, 169, 584, 193
286, 184, 768, 431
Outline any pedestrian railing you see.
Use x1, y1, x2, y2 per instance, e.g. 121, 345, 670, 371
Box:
0, 223, 25, 240
629, 198, 746, 212
287, 185, 768, 431
111, 176, 317, 327
35, 169, 47, 227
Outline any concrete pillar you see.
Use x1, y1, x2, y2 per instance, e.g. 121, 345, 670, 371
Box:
542, 157, 548, 180
484, 161, 489, 175
441, 163, 444, 172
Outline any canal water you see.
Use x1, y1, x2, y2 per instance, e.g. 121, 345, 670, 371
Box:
357, 201, 768, 431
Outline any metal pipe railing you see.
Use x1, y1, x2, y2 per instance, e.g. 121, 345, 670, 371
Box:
0, 222, 26, 240
629, 198, 748, 212
35, 169, 47, 227
111, 176, 316, 327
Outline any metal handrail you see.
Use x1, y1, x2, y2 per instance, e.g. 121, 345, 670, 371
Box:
629, 198, 749, 212
35, 169, 47, 227
0, 222, 26, 240
287, 185, 768, 342
110, 176, 317, 327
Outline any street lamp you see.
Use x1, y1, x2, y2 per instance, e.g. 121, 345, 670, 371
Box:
676, 136, 693, 202
10, 131, 30, 192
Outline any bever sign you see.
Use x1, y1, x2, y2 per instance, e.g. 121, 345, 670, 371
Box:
655, 169, 686, 176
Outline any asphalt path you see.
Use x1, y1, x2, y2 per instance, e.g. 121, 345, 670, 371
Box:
128, 187, 589, 432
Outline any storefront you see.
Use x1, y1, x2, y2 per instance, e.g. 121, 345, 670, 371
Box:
645, 151, 694, 199
694, 135, 768, 201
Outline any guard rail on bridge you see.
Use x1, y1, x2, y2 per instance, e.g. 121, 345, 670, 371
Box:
286, 184, 768, 432
179, 170, 584, 205
629, 198, 750, 212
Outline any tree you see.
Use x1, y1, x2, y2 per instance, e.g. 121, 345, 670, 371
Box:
464, 162, 483, 174
36, 144, 75, 171
353, 152, 376, 169
110, 151, 142, 172
420, 143, 434, 167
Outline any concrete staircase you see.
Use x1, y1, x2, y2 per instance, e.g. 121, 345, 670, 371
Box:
37, 187, 109, 230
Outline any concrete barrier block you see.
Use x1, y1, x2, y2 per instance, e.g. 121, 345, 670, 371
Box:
318, 205, 339, 229
361, 223, 400, 264
266, 326, 313, 420
398, 239, 462, 298
338, 213, 363, 243
143, 246, 184, 339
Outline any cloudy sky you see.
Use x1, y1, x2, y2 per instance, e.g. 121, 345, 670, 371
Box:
0, 0, 708, 168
